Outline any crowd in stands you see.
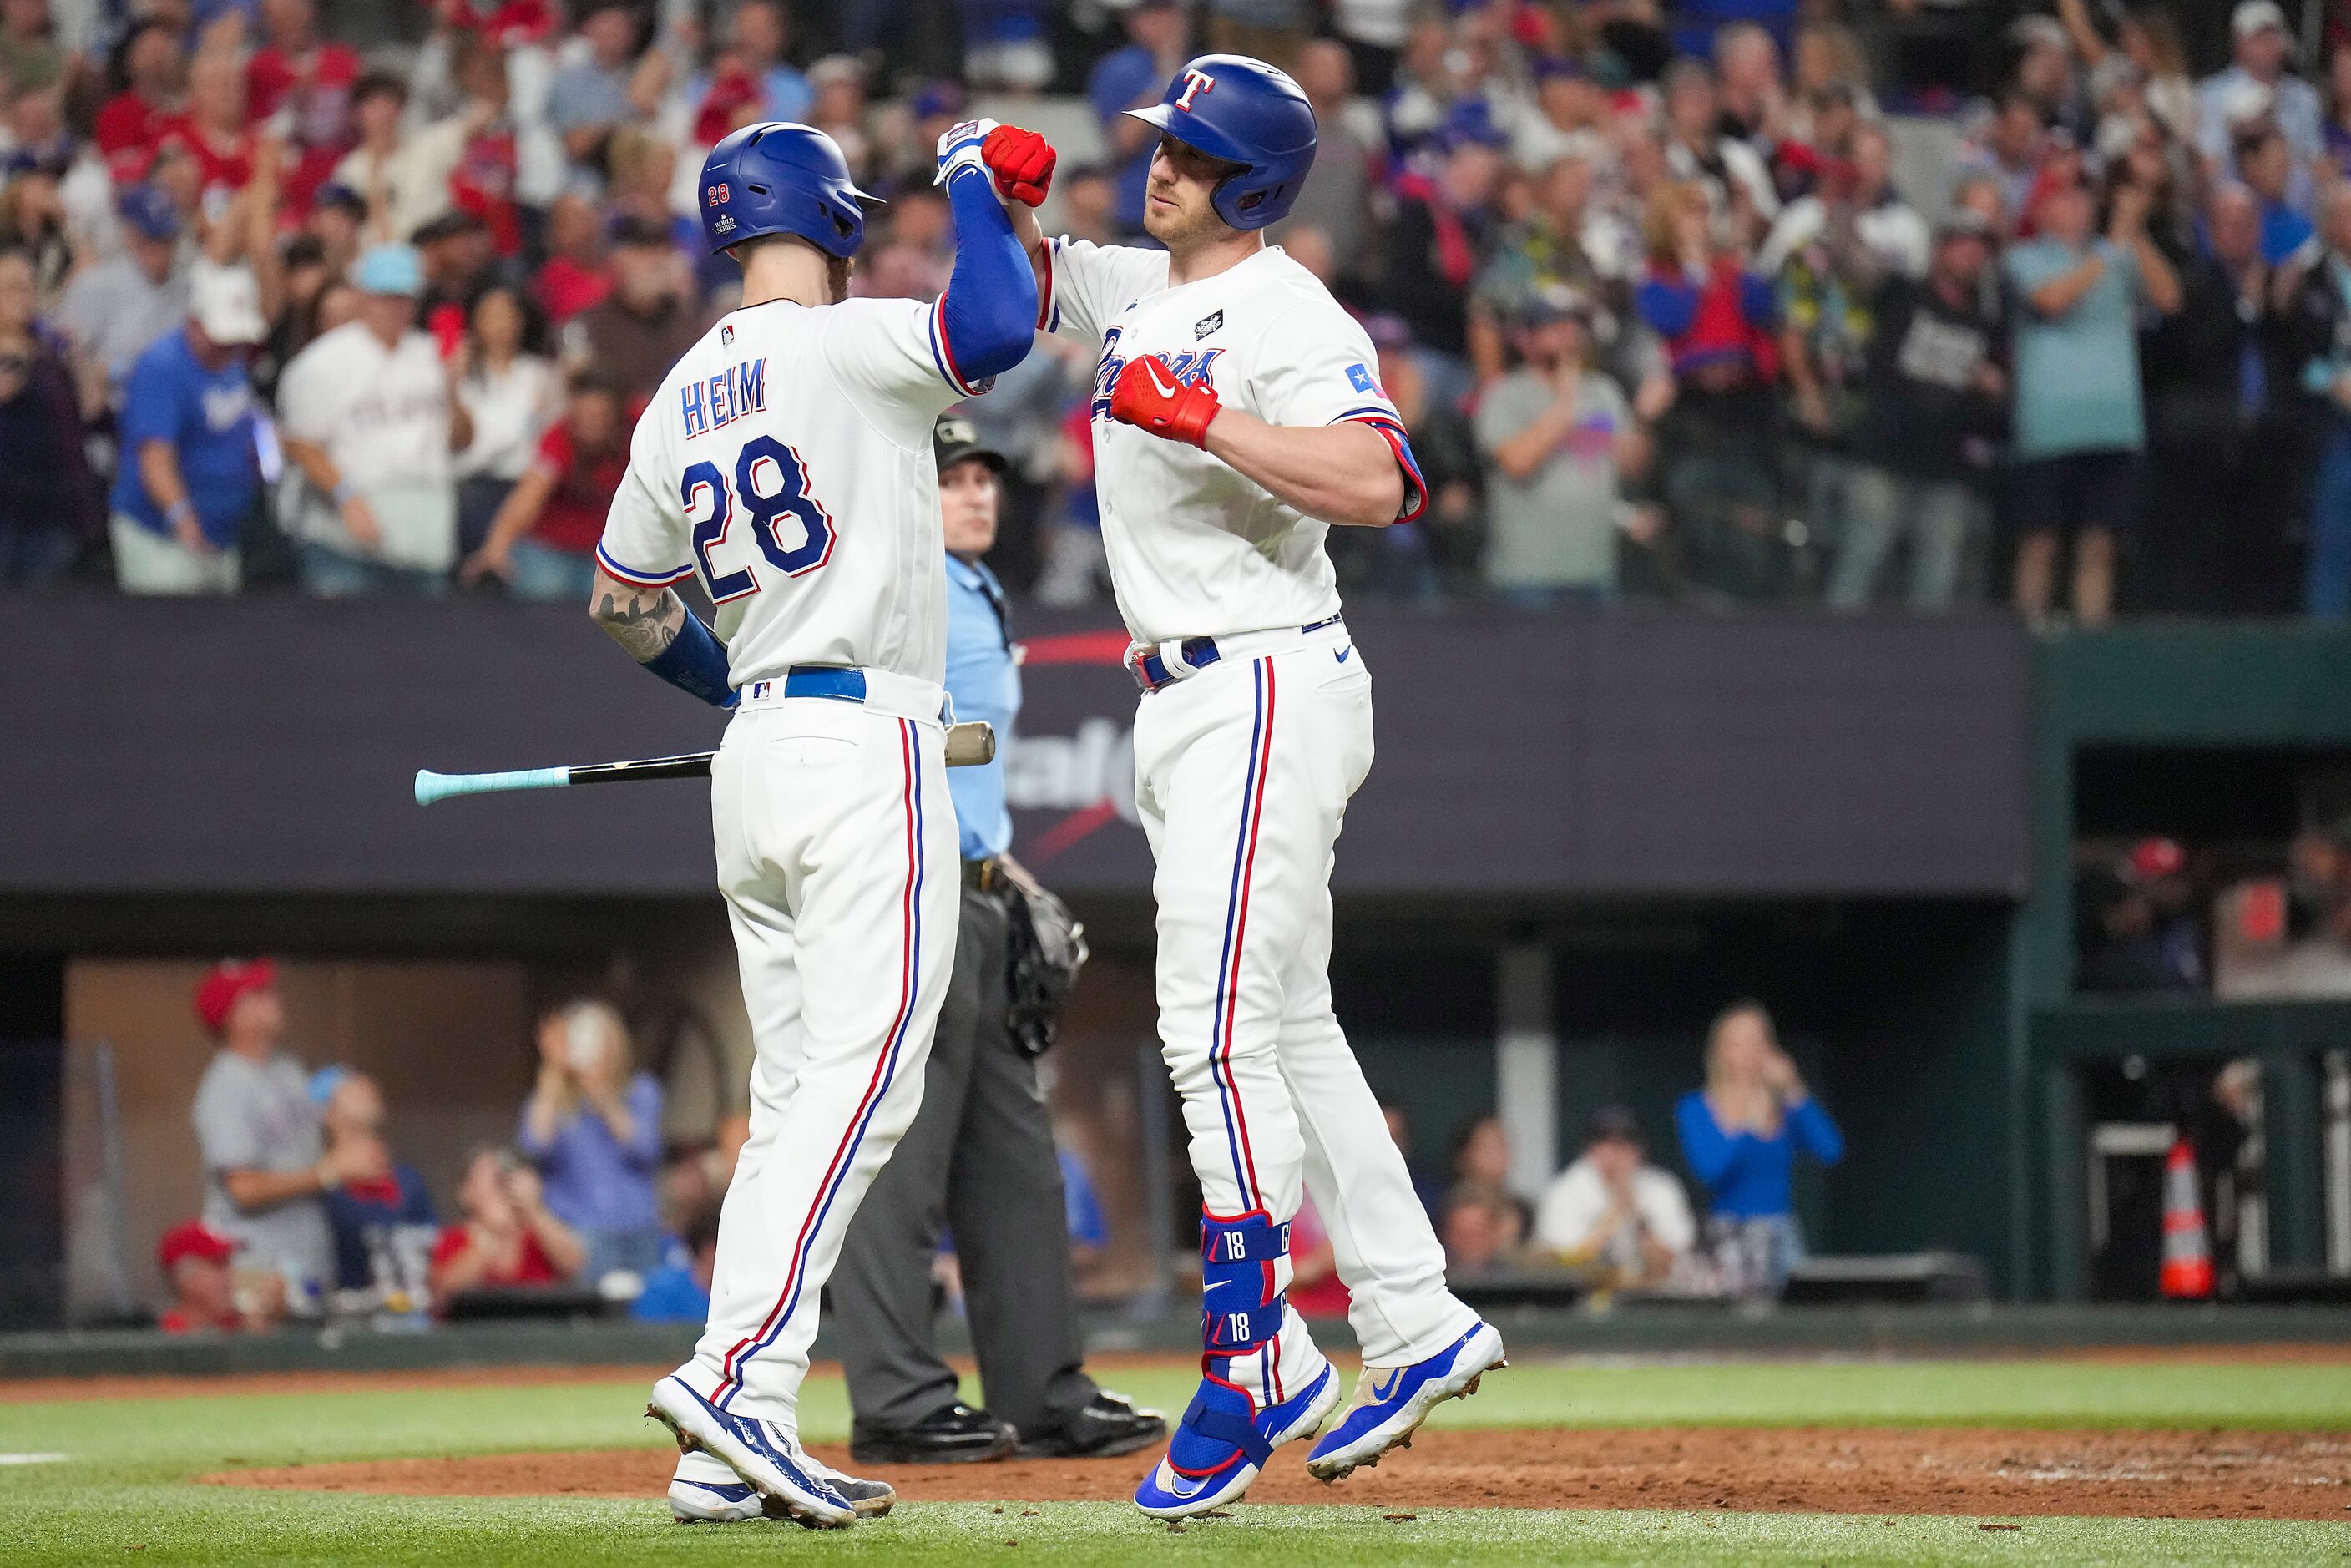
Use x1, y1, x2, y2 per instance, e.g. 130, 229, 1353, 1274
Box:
1428, 1000, 1843, 1302
159, 953, 1839, 1331
6, 0, 2351, 619
159, 955, 1114, 1333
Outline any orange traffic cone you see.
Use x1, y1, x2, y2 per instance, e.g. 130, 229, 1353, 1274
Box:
2158, 1137, 2215, 1299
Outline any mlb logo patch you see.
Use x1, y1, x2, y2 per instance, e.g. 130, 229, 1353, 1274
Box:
721, 323, 736, 347
1194, 310, 1224, 341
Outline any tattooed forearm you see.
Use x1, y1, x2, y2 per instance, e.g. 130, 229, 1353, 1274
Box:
589, 573, 688, 663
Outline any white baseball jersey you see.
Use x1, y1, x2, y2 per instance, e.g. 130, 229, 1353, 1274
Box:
1043, 240, 1426, 645
597, 295, 983, 687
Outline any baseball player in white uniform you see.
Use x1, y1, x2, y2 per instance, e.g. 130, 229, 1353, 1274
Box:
978, 58, 1506, 1519
589, 119, 1039, 1530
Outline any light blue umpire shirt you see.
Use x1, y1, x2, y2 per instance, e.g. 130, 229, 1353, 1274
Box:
944, 551, 1019, 862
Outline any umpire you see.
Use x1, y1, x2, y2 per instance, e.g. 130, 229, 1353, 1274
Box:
830, 414, 1165, 1465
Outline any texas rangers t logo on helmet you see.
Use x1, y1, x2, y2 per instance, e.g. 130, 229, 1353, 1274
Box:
1176, 68, 1216, 109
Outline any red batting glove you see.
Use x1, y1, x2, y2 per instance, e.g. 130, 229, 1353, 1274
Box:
981, 124, 1056, 207
1110, 356, 1222, 448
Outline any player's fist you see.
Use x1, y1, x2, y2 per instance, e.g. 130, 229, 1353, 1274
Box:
1110, 356, 1222, 448
980, 124, 1056, 207
934, 117, 999, 189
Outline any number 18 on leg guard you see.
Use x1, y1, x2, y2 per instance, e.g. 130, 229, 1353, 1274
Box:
1132, 1211, 1339, 1518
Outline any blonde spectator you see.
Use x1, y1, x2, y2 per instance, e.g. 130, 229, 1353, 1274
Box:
1675, 1002, 1843, 1300
517, 999, 665, 1283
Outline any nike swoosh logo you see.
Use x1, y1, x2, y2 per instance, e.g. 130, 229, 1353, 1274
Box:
1370, 1368, 1403, 1399
1144, 361, 1177, 397
1335, 645, 1352, 664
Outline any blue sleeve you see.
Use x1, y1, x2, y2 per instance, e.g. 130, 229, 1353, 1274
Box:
1787, 1095, 1844, 1167
1737, 271, 1780, 327
1636, 275, 1698, 338
1674, 1092, 1740, 1191
935, 165, 1039, 383
640, 604, 737, 708
117, 348, 182, 458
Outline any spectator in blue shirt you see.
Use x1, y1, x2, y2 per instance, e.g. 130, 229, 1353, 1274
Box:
107, 264, 266, 594
630, 1200, 719, 1325
2232, 123, 2314, 263
310, 1065, 438, 1304
1088, 0, 1191, 234
516, 998, 665, 1284
1674, 1000, 1843, 1300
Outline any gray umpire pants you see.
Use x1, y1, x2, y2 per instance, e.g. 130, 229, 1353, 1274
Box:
831, 880, 1099, 1437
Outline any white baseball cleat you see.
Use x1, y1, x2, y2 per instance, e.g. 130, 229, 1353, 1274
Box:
646, 1373, 856, 1530
670, 1448, 895, 1522
669, 1450, 764, 1523
1304, 1320, 1507, 1483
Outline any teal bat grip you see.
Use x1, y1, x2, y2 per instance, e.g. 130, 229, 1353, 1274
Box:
413, 766, 573, 807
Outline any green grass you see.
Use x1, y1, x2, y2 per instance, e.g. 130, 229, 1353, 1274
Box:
2, 1358, 2348, 1565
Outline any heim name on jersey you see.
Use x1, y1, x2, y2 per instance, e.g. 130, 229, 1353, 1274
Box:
1042, 240, 1427, 647
596, 297, 978, 690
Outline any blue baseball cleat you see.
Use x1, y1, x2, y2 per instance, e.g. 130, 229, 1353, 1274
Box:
1304, 1321, 1507, 1482
1132, 1358, 1340, 1519
647, 1373, 857, 1529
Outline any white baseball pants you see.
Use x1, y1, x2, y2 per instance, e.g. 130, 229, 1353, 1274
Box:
1133, 625, 1479, 1367
674, 680, 959, 1425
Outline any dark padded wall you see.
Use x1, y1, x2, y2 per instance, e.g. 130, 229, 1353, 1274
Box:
4, 598, 2028, 900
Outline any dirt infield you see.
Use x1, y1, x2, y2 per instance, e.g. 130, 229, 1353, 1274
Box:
200, 1427, 2351, 1520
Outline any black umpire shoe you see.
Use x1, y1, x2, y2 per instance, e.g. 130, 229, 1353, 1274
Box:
1014, 1393, 1169, 1459
848, 1402, 1018, 1465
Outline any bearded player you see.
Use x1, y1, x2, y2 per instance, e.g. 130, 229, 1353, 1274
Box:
969, 58, 1505, 1520
589, 119, 1035, 1529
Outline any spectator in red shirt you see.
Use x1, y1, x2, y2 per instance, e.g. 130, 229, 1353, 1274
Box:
460, 372, 621, 599
245, 0, 360, 213
160, 49, 257, 204
530, 191, 609, 326
428, 1146, 584, 1310
95, 18, 186, 184
156, 1219, 282, 1333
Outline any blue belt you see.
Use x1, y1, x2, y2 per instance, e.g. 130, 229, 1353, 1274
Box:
741, 666, 867, 704
1130, 615, 1344, 694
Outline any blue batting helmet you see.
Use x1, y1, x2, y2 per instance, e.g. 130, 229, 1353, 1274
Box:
1126, 54, 1317, 232
698, 122, 879, 258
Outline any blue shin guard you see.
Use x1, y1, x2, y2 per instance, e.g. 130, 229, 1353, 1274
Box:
1133, 1212, 1337, 1519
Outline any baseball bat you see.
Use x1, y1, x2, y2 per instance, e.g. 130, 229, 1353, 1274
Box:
415, 721, 996, 807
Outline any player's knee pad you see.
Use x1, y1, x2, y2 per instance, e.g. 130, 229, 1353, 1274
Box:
1200, 1210, 1291, 1355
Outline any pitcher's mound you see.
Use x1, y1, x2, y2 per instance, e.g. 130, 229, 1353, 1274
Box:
200, 1426, 2351, 1519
